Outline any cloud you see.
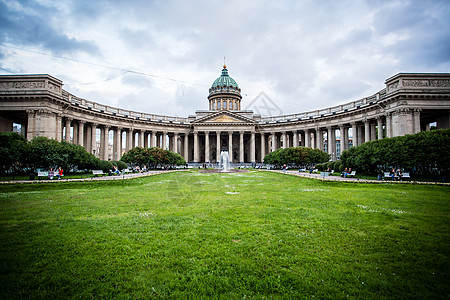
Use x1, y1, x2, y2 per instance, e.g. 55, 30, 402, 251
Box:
0, 0, 99, 55
1, 0, 449, 117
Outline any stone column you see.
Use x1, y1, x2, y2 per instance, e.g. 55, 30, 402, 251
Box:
78, 121, 85, 147
316, 128, 323, 150
304, 129, 310, 148
56, 114, 63, 142
364, 120, 370, 143
127, 129, 133, 151
162, 132, 167, 149
72, 122, 78, 145
414, 108, 422, 134
216, 131, 221, 162
205, 131, 210, 163
26, 110, 36, 141
271, 132, 276, 152
260, 133, 265, 162
139, 130, 144, 148
339, 125, 347, 152
102, 126, 110, 160
114, 128, 121, 161
281, 131, 287, 148
149, 131, 155, 147
91, 123, 97, 155
194, 131, 199, 162
327, 127, 336, 160
228, 131, 233, 163
174, 133, 179, 154
184, 134, 189, 162
370, 122, 376, 141
64, 118, 71, 142
292, 131, 298, 147
86, 124, 92, 152
351, 123, 358, 147
377, 117, 384, 140
385, 113, 392, 138
239, 131, 244, 163
143, 131, 149, 148
250, 131, 256, 163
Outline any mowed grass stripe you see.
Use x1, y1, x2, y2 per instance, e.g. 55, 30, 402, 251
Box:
0, 171, 448, 299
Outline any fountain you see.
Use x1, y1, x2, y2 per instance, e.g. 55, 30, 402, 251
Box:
219, 151, 230, 172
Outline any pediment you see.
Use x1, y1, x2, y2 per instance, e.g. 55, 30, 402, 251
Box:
194, 111, 256, 124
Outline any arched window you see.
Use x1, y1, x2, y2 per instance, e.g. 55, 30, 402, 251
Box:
223, 101, 227, 109
218, 101, 221, 109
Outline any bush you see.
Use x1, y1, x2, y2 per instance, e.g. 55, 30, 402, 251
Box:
121, 147, 186, 167
340, 129, 450, 176
112, 161, 128, 171
264, 147, 330, 168
97, 160, 114, 172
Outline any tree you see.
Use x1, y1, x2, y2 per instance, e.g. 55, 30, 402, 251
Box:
264, 147, 329, 168
0, 132, 29, 174
121, 147, 186, 168
340, 129, 450, 177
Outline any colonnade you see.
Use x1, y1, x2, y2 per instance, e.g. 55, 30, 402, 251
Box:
2, 73, 449, 165
60, 118, 189, 161
28, 107, 425, 164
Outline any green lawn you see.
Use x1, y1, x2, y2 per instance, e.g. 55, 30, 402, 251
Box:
0, 171, 448, 299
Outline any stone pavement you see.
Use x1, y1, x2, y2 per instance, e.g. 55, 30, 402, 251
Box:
0, 170, 181, 184
268, 170, 449, 186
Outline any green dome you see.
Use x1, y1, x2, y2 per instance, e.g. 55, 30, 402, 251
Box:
210, 65, 240, 90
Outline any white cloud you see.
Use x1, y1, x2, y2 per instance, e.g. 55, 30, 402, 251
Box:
1, 0, 449, 117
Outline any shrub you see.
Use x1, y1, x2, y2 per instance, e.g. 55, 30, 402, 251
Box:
264, 147, 330, 168
340, 129, 450, 176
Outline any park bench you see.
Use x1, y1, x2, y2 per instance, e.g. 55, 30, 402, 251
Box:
37, 171, 48, 179
346, 171, 356, 178
123, 169, 132, 174
384, 172, 410, 181
92, 170, 105, 176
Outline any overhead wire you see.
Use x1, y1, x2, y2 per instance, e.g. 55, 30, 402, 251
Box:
0, 43, 209, 88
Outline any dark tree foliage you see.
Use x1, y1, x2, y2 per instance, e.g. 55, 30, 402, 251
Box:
0, 132, 28, 174
28, 137, 99, 171
263, 146, 330, 168
120, 147, 186, 168
0, 134, 102, 174
111, 161, 128, 171
340, 129, 450, 176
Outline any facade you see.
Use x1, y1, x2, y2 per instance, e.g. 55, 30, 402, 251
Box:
0, 69, 449, 165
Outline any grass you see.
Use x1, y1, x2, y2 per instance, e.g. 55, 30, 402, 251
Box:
0, 170, 448, 299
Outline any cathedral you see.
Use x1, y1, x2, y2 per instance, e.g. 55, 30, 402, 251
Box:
0, 67, 449, 165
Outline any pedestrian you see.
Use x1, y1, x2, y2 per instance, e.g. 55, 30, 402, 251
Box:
48, 168, 54, 180
390, 168, 396, 181
57, 167, 63, 180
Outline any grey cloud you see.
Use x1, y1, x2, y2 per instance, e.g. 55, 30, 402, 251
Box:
0, 1, 99, 55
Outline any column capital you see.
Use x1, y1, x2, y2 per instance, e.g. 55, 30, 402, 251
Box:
79, 120, 86, 124
228, 131, 233, 135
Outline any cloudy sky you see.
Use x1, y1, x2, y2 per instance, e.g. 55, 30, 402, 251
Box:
1, 0, 449, 117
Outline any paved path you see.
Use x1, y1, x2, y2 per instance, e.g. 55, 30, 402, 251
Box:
268, 170, 449, 186
1, 169, 448, 186
0, 170, 182, 184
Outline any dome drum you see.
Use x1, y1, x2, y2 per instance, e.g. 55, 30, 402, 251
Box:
208, 65, 242, 111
